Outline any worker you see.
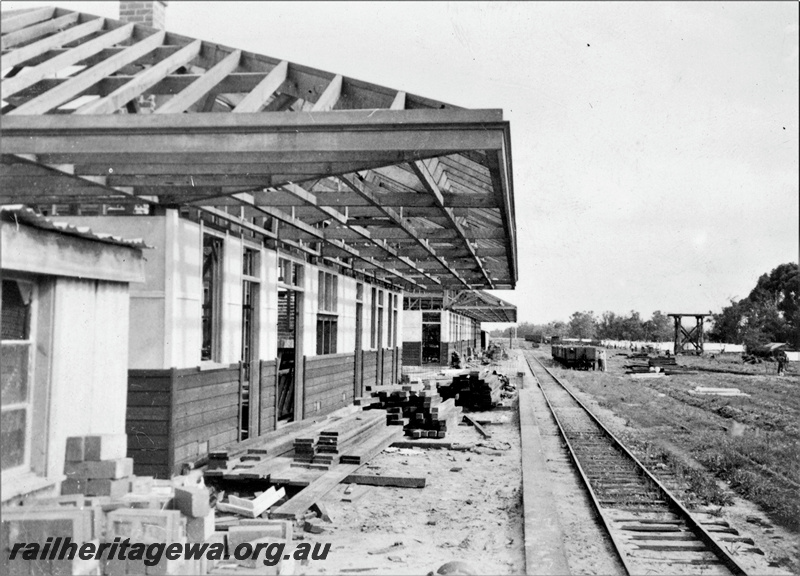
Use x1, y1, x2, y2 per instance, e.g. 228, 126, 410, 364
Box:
598, 349, 607, 372
777, 352, 787, 376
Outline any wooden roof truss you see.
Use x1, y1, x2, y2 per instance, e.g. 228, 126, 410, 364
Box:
0, 6, 517, 292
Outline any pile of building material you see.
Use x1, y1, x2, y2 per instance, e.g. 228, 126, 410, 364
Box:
625, 355, 694, 376
290, 410, 389, 470
205, 406, 363, 480
438, 370, 508, 411
62, 434, 134, 499
362, 383, 462, 439
688, 386, 751, 397
1, 434, 237, 576
649, 356, 677, 369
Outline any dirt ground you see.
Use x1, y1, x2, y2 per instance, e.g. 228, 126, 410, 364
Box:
299, 369, 525, 575
526, 346, 800, 575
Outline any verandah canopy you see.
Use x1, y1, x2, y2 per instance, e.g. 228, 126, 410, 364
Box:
0, 6, 517, 292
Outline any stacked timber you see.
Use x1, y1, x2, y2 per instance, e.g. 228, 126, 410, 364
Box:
406, 398, 460, 439
649, 357, 677, 369
438, 370, 506, 411
625, 356, 688, 375
205, 405, 362, 479
364, 383, 462, 438
290, 410, 389, 470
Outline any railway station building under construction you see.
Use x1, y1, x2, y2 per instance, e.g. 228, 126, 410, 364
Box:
0, 1, 516, 500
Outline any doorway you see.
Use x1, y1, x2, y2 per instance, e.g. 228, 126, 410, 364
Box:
240, 247, 259, 440
276, 287, 298, 423
422, 312, 441, 365
354, 301, 363, 396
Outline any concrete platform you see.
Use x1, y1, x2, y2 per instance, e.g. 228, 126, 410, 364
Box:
516, 352, 570, 575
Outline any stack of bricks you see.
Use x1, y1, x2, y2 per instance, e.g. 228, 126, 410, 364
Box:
63, 435, 133, 499
174, 482, 215, 545
1, 495, 103, 575
104, 508, 190, 575
221, 520, 294, 574
2, 483, 205, 575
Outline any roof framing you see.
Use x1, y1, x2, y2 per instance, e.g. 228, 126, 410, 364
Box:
0, 5, 518, 291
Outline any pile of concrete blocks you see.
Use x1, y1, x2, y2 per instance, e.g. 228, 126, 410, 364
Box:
62, 435, 133, 499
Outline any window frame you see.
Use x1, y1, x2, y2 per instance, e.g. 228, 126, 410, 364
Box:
1, 277, 38, 478
201, 232, 224, 363
316, 271, 339, 355
316, 314, 338, 355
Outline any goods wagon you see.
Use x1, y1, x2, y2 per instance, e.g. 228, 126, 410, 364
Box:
552, 344, 606, 370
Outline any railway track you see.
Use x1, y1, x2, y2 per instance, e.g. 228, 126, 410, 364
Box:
524, 352, 750, 576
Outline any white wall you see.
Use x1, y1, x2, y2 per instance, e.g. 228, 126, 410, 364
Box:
59, 215, 168, 369
260, 250, 278, 360
168, 216, 203, 368
440, 310, 451, 342
47, 279, 130, 480
221, 235, 243, 364
339, 275, 357, 353
61, 213, 407, 368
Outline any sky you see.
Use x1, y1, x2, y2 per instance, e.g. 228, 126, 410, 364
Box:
4, 1, 798, 329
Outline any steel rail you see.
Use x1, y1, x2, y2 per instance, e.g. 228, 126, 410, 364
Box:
526, 355, 636, 575
526, 353, 749, 576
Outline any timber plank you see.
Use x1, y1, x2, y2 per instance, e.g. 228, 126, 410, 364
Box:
1, 12, 79, 51
9, 29, 165, 115
127, 391, 171, 407
174, 381, 239, 406
127, 449, 169, 465
0, 21, 136, 99
128, 378, 172, 392
127, 435, 169, 451
339, 426, 403, 464
174, 367, 239, 390
463, 414, 491, 439
0, 6, 54, 34
310, 74, 342, 112
75, 39, 202, 115
341, 474, 426, 488
155, 49, 242, 114
1, 17, 104, 69
175, 403, 238, 434
127, 406, 170, 421
270, 463, 361, 520
233, 60, 288, 113
126, 420, 169, 436
174, 417, 238, 448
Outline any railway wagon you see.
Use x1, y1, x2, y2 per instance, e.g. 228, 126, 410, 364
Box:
552, 344, 606, 370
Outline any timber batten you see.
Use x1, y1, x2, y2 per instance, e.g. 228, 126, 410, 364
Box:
2, 3, 517, 477
1, 5, 517, 291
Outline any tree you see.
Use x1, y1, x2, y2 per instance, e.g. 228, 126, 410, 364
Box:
568, 311, 596, 340
709, 263, 800, 348
596, 311, 621, 339
620, 310, 645, 340
644, 310, 672, 342
709, 299, 747, 344
548, 321, 568, 339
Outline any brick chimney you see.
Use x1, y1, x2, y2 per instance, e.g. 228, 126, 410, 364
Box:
119, 1, 167, 30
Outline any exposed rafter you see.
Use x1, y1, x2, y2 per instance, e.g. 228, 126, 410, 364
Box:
0, 5, 517, 293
